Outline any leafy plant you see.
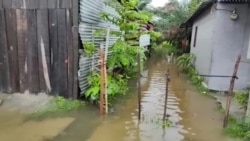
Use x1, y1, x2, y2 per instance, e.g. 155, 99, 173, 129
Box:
84, 71, 128, 103
83, 0, 161, 104
234, 90, 249, 110
176, 53, 195, 71
83, 42, 96, 56
85, 71, 100, 101
224, 116, 250, 140
176, 53, 207, 93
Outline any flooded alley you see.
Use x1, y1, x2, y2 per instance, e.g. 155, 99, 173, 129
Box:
0, 56, 238, 141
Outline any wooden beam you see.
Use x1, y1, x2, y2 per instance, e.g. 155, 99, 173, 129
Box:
5, 9, 19, 92
72, 0, 79, 99
27, 10, 39, 93
0, 9, 11, 93
57, 9, 68, 97
49, 9, 58, 95
37, 9, 51, 93
16, 9, 28, 93
66, 9, 73, 98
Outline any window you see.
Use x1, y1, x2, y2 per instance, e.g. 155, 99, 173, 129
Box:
193, 26, 198, 47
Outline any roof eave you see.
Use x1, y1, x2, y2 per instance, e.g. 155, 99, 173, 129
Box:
180, 0, 214, 28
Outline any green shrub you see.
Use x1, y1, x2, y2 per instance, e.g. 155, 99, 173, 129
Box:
32, 96, 84, 118
224, 116, 250, 140
84, 71, 128, 103
176, 53, 195, 72
176, 53, 207, 93
234, 90, 249, 109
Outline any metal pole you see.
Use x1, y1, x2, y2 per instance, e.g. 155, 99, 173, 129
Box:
163, 70, 170, 121
223, 55, 241, 128
137, 53, 141, 120
99, 44, 105, 115
104, 27, 110, 114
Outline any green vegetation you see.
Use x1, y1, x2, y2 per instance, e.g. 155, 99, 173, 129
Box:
176, 53, 207, 93
234, 90, 249, 110
31, 96, 84, 118
83, 0, 161, 104
224, 116, 250, 141
83, 42, 96, 56
85, 71, 128, 104
153, 41, 177, 57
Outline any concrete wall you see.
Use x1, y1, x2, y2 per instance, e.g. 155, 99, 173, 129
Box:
208, 4, 250, 91
190, 7, 216, 84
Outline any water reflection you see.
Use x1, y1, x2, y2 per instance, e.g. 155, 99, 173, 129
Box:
86, 56, 235, 141
0, 56, 237, 141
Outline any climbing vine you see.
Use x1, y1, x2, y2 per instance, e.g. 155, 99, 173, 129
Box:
83, 0, 161, 103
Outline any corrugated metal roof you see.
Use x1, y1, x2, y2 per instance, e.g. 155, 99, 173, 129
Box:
180, 0, 250, 28
78, 0, 120, 95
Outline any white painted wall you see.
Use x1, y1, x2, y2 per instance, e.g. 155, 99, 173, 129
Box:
208, 4, 250, 91
190, 7, 215, 84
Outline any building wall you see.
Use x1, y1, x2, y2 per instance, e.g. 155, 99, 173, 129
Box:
190, 7, 216, 84
208, 3, 250, 91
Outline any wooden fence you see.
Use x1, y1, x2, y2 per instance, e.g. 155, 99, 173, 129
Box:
0, 0, 79, 98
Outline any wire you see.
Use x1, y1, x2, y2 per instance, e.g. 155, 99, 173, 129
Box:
198, 74, 238, 79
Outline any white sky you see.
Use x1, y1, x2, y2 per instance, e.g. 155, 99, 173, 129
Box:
149, 0, 169, 8
149, 0, 187, 8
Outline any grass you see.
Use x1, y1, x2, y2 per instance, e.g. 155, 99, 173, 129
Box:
31, 96, 85, 118
224, 116, 250, 141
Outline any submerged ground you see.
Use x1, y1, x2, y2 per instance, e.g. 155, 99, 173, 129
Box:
0, 56, 240, 141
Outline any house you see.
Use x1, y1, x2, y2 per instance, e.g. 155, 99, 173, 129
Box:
181, 0, 250, 91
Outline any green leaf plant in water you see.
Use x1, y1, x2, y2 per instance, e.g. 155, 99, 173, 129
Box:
83, 0, 161, 104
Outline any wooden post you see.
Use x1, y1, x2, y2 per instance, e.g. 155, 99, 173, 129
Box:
137, 53, 141, 120
163, 70, 170, 121
246, 91, 250, 123
99, 45, 105, 115
104, 27, 110, 114
223, 55, 241, 128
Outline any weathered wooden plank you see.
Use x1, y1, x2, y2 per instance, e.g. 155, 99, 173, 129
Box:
5, 9, 19, 93
16, 9, 28, 93
57, 9, 68, 97
38, 0, 48, 9
0, 9, 11, 92
0, 0, 3, 9
72, 0, 79, 99
48, 0, 58, 9
3, 0, 12, 8
11, 0, 23, 9
37, 9, 51, 93
25, 0, 39, 9
72, 0, 78, 26
59, 0, 72, 9
66, 9, 73, 98
26, 10, 39, 93
49, 9, 58, 94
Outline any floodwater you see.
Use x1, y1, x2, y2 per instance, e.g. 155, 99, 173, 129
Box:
0, 56, 237, 141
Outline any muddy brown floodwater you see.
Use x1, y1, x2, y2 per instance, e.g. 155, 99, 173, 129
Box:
0, 56, 239, 141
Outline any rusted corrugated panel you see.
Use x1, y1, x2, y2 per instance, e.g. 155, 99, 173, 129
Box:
78, 0, 120, 95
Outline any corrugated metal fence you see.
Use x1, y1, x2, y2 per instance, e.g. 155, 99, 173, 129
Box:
0, 0, 79, 98
78, 0, 120, 95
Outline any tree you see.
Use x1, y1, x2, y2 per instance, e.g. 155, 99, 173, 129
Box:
136, 0, 152, 10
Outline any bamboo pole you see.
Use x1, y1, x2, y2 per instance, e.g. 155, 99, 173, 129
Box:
223, 55, 241, 128
163, 70, 170, 121
137, 53, 141, 120
99, 45, 105, 115
104, 27, 110, 114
